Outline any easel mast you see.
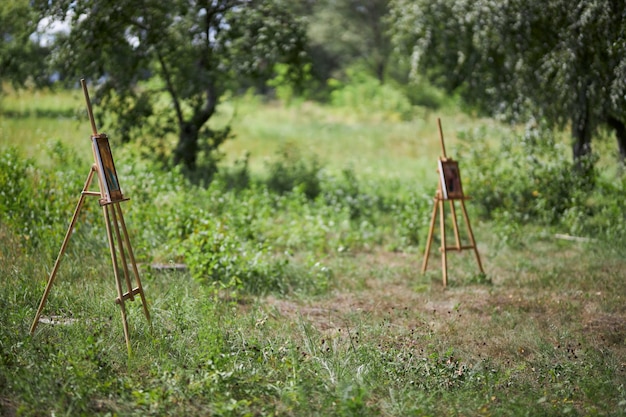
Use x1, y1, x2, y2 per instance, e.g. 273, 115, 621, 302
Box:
421, 118, 484, 287
30, 80, 150, 353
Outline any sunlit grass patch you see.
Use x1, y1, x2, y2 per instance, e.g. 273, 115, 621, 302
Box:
0, 87, 93, 164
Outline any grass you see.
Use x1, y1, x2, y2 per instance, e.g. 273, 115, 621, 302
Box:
1, 87, 625, 416
0, 86, 93, 165
0, 85, 542, 182
216, 96, 509, 185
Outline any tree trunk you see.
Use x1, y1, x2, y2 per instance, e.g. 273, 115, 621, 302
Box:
173, 122, 199, 171
375, 59, 385, 84
572, 112, 592, 161
570, 96, 596, 186
572, 83, 593, 164
607, 116, 626, 166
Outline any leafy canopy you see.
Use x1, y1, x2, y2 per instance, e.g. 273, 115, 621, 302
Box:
389, 0, 626, 162
34, 0, 308, 174
0, 0, 49, 91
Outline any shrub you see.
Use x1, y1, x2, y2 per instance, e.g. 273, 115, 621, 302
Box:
265, 144, 322, 200
184, 216, 331, 296
459, 120, 595, 225
458, 119, 626, 242
328, 68, 414, 121
0, 142, 88, 250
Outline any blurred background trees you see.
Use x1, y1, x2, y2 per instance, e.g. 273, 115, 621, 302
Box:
31, 0, 307, 181
389, 0, 626, 168
0, 0, 49, 91
299, 0, 392, 84
2, 0, 625, 179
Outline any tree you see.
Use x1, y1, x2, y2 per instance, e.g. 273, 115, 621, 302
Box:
389, 0, 626, 166
35, 0, 307, 174
303, 0, 392, 84
0, 0, 49, 91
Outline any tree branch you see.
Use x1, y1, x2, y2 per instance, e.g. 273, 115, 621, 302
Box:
155, 47, 184, 126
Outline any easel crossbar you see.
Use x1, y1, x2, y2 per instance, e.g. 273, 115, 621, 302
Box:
443, 245, 477, 251
117, 287, 144, 304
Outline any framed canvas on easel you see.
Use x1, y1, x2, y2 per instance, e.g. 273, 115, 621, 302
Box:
93, 133, 124, 204
438, 159, 464, 200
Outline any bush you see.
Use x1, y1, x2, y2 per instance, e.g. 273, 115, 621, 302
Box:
0, 142, 89, 250
0, 140, 428, 296
265, 144, 322, 200
184, 216, 331, 296
328, 68, 414, 121
458, 119, 626, 241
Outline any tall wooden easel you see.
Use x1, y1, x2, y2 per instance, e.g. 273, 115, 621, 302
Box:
421, 118, 484, 288
30, 79, 150, 352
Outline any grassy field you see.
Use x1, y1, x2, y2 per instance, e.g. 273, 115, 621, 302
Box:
0, 87, 508, 180
1, 88, 625, 416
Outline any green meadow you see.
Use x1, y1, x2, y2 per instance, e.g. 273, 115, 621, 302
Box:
1, 87, 625, 416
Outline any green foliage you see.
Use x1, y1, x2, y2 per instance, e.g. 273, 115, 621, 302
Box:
213, 152, 252, 192
267, 63, 315, 104
265, 144, 323, 199
4, 89, 626, 416
403, 77, 449, 110
459, 120, 626, 243
0, 134, 431, 297
34, 0, 308, 172
184, 217, 292, 295
0, 0, 49, 90
390, 0, 626, 162
328, 69, 414, 121
305, 0, 392, 84
0, 148, 32, 226
0, 143, 89, 249
460, 122, 589, 223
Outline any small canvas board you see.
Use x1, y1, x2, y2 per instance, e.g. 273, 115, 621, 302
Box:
93, 134, 124, 203
438, 159, 464, 200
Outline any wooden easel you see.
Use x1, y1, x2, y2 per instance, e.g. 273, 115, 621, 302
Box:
421, 118, 484, 288
30, 79, 150, 353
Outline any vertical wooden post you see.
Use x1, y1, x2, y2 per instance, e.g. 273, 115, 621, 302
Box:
437, 118, 447, 159
460, 199, 484, 273
421, 190, 439, 273
115, 203, 151, 323
102, 203, 132, 352
438, 193, 448, 288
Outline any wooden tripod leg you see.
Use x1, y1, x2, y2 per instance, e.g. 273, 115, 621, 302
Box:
439, 197, 448, 288
449, 200, 461, 249
460, 199, 484, 273
109, 203, 134, 301
103, 204, 132, 353
114, 203, 151, 323
421, 197, 439, 273
30, 168, 96, 335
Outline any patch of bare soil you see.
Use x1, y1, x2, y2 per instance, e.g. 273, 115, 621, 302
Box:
263, 247, 626, 365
